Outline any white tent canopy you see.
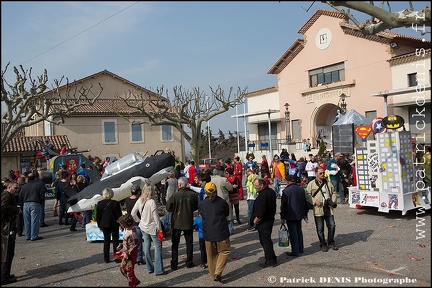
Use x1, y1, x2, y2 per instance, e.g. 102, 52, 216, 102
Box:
333, 109, 370, 126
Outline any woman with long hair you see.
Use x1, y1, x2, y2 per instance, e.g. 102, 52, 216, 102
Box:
131, 182, 165, 275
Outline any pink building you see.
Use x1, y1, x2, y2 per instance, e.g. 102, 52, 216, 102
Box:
246, 9, 430, 155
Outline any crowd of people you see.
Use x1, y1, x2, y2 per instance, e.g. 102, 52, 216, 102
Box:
2, 145, 431, 286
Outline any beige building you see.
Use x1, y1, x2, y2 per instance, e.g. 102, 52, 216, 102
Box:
246, 9, 430, 156
2, 70, 184, 179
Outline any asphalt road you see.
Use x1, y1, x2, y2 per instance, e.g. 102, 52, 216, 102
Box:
8, 198, 431, 287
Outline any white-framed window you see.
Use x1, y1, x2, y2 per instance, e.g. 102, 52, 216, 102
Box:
309, 62, 345, 87
102, 119, 118, 144
161, 125, 173, 141
130, 119, 144, 143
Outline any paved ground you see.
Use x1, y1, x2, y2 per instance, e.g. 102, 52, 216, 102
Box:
8, 198, 431, 287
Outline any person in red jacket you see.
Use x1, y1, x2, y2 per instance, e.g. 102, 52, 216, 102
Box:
233, 156, 244, 200
188, 161, 197, 185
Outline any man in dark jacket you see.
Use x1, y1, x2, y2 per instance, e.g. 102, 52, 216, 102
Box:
166, 177, 199, 270
19, 172, 46, 241
280, 175, 306, 257
251, 177, 277, 267
198, 182, 231, 282
1, 182, 20, 285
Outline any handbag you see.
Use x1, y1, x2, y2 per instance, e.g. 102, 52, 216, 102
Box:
278, 224, 290, 247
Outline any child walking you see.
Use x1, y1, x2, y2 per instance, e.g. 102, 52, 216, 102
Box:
193, 213, 207, 269
116, 214, 141, 287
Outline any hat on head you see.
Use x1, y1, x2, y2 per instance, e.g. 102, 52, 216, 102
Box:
204, 182, 217, 195
335, 152, 342, 157
286, 175, 297, 182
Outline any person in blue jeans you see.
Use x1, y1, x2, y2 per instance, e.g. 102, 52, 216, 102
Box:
124, 184, 145, 265
193, 214, 207, 269
245, 169, 258, 231
131, 183, 165, 275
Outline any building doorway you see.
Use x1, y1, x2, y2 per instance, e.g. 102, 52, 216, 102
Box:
313, 103, 339, 149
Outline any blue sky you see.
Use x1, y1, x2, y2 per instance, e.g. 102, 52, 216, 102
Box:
2, 1, 431, 138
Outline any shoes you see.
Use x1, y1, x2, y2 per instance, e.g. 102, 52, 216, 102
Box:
170, 265, 178, 271
26, 238, 30, 241
321, 245, 329, 252
59, 222, 64, 225
186, 262, 195, 268
17, 233, 23, 237
199, 264, 207, 269
245, 227, 256, 232
70, 228, 77, 232
65, 222, 71, 226
137, 260, 145, 265
329, 244, 339, 250
258, 262, 277, 268
40, 223, 49, 227
214, 274, 222, 282
31, 236, 43, 241
155, 271, 167, 276
286, 252, 299, 257
104, 259, 111, 263
132, 280, 141, 287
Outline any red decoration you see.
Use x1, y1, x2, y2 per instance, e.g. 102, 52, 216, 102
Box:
355, 125, 372, 140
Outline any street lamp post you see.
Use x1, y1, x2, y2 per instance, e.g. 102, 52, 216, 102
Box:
284, 103, 291, 143
339, 93, 347, 114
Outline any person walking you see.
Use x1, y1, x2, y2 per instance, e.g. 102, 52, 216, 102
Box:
251, 177, 277, 268
116, 214, 141, 287
1, 182, 20, 285
19, 172, 45, 241
166, 177, 199, 270
131, 182, 165, 275
193, 213, 207, 269
96, 188, 122, 263
306, 167, 339, 252
124, 184, 145, 265
280, 175, 306, 257
198, 182, 231, 282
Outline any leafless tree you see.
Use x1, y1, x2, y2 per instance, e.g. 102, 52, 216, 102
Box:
1, 63, 103, 152
117, 85, 247, 164
321, 1, 430, 35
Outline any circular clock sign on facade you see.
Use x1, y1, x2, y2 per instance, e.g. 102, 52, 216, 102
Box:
316, 28, 332, 50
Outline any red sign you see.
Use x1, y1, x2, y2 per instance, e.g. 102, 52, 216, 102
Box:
65, 158, 79, 174
355, 125, 372, 140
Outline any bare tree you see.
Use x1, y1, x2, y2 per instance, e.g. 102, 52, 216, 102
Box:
321, 1, 431, 35
1, 63, 103, 152
117, 85, 247, 164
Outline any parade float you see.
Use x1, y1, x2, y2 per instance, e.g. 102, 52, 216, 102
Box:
348, 115, 431, 215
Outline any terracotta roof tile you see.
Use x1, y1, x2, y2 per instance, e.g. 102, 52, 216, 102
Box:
4, 135, 72, 153
298, 8, 348, 34
388, 48, 431, 65
52, 99, 157, 115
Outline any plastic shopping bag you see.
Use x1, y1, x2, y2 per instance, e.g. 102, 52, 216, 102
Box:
278, 224, 290, 247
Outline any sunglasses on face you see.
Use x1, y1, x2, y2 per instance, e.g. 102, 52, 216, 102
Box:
318, 172, 324, 175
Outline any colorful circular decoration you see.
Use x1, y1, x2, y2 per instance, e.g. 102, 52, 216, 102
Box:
382, 115, 404, 130
371, 117, 387, 133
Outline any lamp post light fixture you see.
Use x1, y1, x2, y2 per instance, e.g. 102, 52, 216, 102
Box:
339, 93, 347, 114
284, 103, 291, 143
